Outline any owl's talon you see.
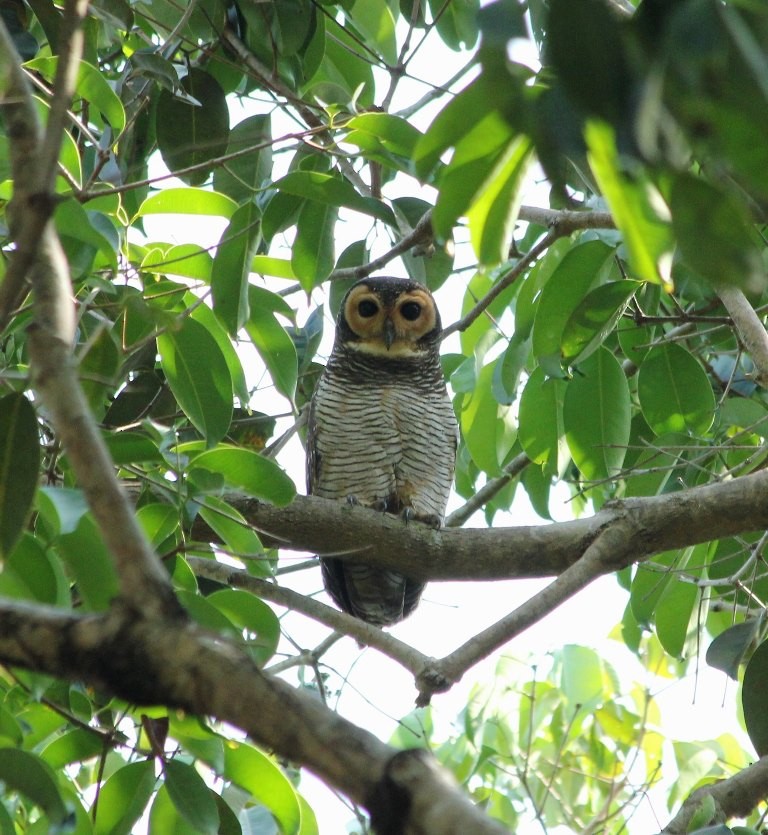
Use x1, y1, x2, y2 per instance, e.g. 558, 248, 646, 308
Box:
400, 508, 441, 529
345, 495, 360, 506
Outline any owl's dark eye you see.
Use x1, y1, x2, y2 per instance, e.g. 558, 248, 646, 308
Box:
400, 301, 422, 321
358, 300, 379, 318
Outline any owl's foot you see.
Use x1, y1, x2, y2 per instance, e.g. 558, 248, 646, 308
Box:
346, 495, 389, 512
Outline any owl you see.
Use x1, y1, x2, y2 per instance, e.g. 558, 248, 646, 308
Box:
307, 277, 457, 626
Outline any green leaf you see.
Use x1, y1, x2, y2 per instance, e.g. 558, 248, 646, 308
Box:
743, 638, 768, 756
37, 487, 89, 535
190, 446, 295, 505
346, 1, 397, 64
432, 111, 515, 241
291, 200, 337, 292
40, 729, 104, 770
0, 749, 69, 826
25, 56, 126, 134
345, 113, 423, 160
198, 496, 266, 567
586, 121, 673, 285
213, 114, 272, 204
655, 558, 700, 658
518, 367, 567, 473
136, 188, 237, 220
561, 280, 641, 365
164, 760, 219, 834
670, 174, 765, 292
136, 503, 179, 549
460, 360, 515, 476
467, 135, 532, 265
706, 617, 764, 680
141, 244, 213, 282
207, 589, 280, 666
58, 515, 120, 611
1, 533, 67, 605
246, 286, 299, 403
275, 171, 395, 226
563, 347, 630, 481
532, 239, 614, 373
224, 742, 301, 835
560, 645, 605, 709
212, 201, 261, 334
157, 317, 234, 445
156, 68, 230, 186
0, 393, 40, 557
637, 344, 715, 435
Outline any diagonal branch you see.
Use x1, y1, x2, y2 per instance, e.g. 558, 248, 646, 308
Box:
0, 10, 179, 618
0, 599, 508, 835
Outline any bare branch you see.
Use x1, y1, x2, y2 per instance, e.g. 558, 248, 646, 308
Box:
0, 600, 508, 834
716, 283, 768, 387
661, 755, 768, 834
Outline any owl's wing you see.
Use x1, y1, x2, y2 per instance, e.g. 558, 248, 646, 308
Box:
305, 394, 321, 495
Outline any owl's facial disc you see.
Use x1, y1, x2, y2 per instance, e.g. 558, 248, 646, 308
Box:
343, 285, 438, 356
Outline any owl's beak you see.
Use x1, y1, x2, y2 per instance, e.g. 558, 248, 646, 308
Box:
383, 317, 396, 350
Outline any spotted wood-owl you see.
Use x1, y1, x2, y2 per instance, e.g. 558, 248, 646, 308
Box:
307, 277, 457, 626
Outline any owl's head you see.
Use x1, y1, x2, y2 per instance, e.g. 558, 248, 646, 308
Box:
336, 277, 442, 358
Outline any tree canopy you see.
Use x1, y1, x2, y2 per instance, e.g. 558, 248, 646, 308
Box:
2, 0, 768, 832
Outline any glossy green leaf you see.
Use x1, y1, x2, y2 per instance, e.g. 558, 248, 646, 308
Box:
212, 201, 261, 334
207, 589, 280, 666
1, 533, 67, 605
347, 1, 397, 64
655, 561, 700, 659
164, 760, 219, 834
198, 496, 266, 567
563, 347, 630, 481
40, 729, 104, 770
275, 171, 395, 226
156, 68, 230, 186
743, 638, 768, 756
224, 742, 301, 835
246, 286, 299, 402
36, 487, 89, 536
706, 617, 764, 680
213, 114, 272, 204
561, 280, 640, 365
432, 111, 515, 241
0, 749, 69, 826
586, 121, 673, 285
141, 244, 213, 281
58, 515, 120, 611
637, 344, 715, 435
345, 113, 422, 160
251, 256, 296, 280
0, 393, 40, 557
303, 26, 374, 107
136, 503, 179, 549
532, 239, 614, 373
158, 317, 233, 445
292, 200, 337, 292
26, 56, 125, 134
188, 296, 249, 406
190, 446, 295, 505
518, 367, 567, 473
136, 188, 237, 221
467, 135, 532, 265
104, 431, 164, 465
671, 174, 764, 292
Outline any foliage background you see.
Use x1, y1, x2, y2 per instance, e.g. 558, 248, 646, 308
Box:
3, 0, 768, 833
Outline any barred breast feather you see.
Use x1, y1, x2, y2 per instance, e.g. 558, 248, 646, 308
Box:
307, 277, 457, 626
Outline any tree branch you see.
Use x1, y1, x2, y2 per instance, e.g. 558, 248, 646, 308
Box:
0, 10, 179, 618
715, 283, 768, 388
0, 600, 508, 834
661, 754, 768, 834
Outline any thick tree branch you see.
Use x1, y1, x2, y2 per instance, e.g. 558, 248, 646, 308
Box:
661, 754, 768, 834
0, 600, 508, 834
221, 469, 768, 582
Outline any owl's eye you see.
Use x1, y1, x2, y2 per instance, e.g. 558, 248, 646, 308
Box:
400, 301, 422, 321
358, 300, 379, 318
